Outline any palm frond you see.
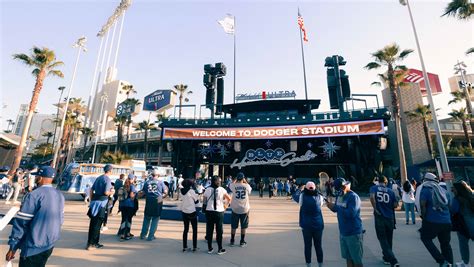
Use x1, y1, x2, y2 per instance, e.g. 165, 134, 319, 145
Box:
371, 81, 382, 87
12, 53, 34, 65
365, 62, 381, 70
398, 49, 414, 60
48, 61, 64, 69
466, 47, 474, 55
48, 70, 64, 78
442, 0, 473, 20
31, 68, 40, 77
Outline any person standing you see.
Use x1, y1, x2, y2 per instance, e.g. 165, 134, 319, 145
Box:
6, 166, 64, 267
326, 178, 364, 267
293, 181, 325, 267
402, 180, 416, 225
176, 174, 184, 200
86, 164, 115, 250
416, 172, 453, 267
203, 176, 231, 255
0, 166, 11, 199
169, 177, 175, 199
181, 179, 199, 252
111, 173, 125, 213
229, 172, 252, 247
118, 174, 138, 241
258, 180, 264, 198
273, 180, 278, 197
451, 181, 473, 267
285, 180, 291, 199
140, 170, 168, 241
268, 182, 274, 198
5, 168, 24, 205
369, 176, 399, 267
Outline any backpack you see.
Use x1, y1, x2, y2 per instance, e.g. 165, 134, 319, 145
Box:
117, 186, 128, 201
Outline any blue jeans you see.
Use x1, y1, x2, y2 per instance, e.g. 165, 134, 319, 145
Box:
403, 202, 415, 224
140, 215, 160, 240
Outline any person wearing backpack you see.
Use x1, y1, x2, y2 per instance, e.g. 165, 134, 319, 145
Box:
140, 170, 168, 241
203, 175, 231, 255
293, 181, 325, 267
180, 178, 199, 252
118, 174, 138, 241
451, 180, 474, 267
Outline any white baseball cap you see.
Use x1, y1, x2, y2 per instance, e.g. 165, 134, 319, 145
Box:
424, 172, 438, 181
305, 181, 316, 190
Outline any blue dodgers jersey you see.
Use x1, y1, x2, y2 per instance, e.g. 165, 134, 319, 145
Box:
370, 185, 396, 219
144, 179, 166, 199
334, 191, 363, 236
420, 186, 451, 224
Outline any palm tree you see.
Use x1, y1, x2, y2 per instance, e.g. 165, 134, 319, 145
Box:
122, 98, 141, 153
42, 131, 54, 146
135, 120, 156, 164
405, 104, 434, 157
174, 84, 193, 119
80, 127, 95, 161
11, 47, 64, 171
448, 90, 474, 134
113, 115, 128, 153
449, 107, 472, 149
442, 0, 474, 20
365, 43, 413, 184
467, 47, 474, 55
122, 84, 136, 98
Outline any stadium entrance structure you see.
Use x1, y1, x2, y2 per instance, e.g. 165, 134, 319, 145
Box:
159, 99, 391, 183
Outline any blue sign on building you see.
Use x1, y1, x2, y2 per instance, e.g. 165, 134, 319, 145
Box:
143, 90, 175, 112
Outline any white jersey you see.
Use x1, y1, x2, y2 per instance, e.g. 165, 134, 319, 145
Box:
229, 182, 252, 214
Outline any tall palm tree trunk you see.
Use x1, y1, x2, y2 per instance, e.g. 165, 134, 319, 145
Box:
179, 94, 183, 119
125, 121, 131, 153
462, 119, 472, 149
422, 119, 433, 157
11, 70, 46, 172
144, 129, 149, 164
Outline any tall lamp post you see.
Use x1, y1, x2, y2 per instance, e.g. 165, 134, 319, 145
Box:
91, 93, 108, 163
51, 86, 66, 153
51, 37, 87, 169
399, 0, 450, 181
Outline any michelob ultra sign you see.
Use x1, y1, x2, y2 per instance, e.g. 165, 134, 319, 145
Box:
163, 120, 385, 140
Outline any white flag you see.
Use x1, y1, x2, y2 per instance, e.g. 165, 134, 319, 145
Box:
218, 14, 235, 35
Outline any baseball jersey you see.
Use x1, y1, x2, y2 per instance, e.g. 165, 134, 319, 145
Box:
370, 185, 396, 219
229, 183, 252, 214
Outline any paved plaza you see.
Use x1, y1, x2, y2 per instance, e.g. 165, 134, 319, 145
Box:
1, 193, 472, 267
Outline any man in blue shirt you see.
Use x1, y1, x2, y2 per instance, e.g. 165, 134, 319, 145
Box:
140, 169, 168, 241
327, 178, 363, 267
370, 176, 399, 267
417, 172, 453, 267
6, 166, 64, 267
86, 164, 115, 250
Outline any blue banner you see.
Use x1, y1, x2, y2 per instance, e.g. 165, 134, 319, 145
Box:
143, 90, 173, 111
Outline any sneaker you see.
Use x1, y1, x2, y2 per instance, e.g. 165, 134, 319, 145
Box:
230, 240, 235, 247
94, 243, 104, 249
440, 262, 452, 267
192, 248, 198, 252
383, 261, 391, 265
455, 262, 465, 267
124, 236, 132, 241
217, 249, 226, 255
240, 241, 247, 247
182, 248, 188, 252
406, 222, 409, 225
102, 226, 108, 231
208, 248, 214, 254
85, 244, 95, 251
140, 235, 146, 240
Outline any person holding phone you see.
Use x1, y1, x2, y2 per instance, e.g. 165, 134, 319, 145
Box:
229, 172, 252, 247
293, 181, 325, 267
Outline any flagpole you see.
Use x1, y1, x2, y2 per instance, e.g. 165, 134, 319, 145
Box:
299, 21, 308, 100
233, 16, 236, 104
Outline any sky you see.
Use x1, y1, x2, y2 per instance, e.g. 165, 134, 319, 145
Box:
0, 0, 473, 131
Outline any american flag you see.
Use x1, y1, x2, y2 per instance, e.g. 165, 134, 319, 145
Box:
298, 10, 308, 42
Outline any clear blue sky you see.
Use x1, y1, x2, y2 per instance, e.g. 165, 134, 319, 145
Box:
1, 0, 473, 130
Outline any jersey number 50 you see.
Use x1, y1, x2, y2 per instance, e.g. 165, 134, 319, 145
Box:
376, 191, 390, 203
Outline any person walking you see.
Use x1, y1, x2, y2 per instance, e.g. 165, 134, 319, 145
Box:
415, 172, 453, 267
273, 180, 278, 197
140, 170, 168, 241
451, 181, 474, 267
369, 176, 399, 267
118, 174, 138, 241
229, 172, 252, 247
293, 181, 325, 267
86, 164, 115, 250
326, 178, 364, 267
203, 175, 231, 255
176, 174, 184, 200
402, 180, 416, 225
268, 182, 274, 198
6, 166, 65, 267
169, 177, 175, 199
0, 166, 11, 199
181, 179, 199, 252
5, 168, 24, 205
285, 180, 291, 199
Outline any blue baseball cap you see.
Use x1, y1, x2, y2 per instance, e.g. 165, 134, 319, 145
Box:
333, 178, 350, 191
32, 166, 55, 178
236, 172, 245, 181
104, 164, 113, 172
127, 173, 135, 180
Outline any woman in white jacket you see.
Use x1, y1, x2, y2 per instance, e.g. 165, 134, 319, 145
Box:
402, 180, 416, 225
181, 179, 199, 252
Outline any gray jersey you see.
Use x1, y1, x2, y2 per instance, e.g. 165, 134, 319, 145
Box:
229, 183, 252, 214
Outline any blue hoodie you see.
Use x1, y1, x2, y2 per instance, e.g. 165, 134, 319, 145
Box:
332, 191, 363, 236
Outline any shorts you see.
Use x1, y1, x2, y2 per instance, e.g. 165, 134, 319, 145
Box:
340, 233, 364, 264
231, 212, 249, 229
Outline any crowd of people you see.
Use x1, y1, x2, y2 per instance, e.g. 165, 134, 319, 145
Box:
2, 164, 473, 267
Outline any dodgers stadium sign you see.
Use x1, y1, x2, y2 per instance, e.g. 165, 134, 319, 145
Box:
163, 120, 384, 140
230, 148, 317, 169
